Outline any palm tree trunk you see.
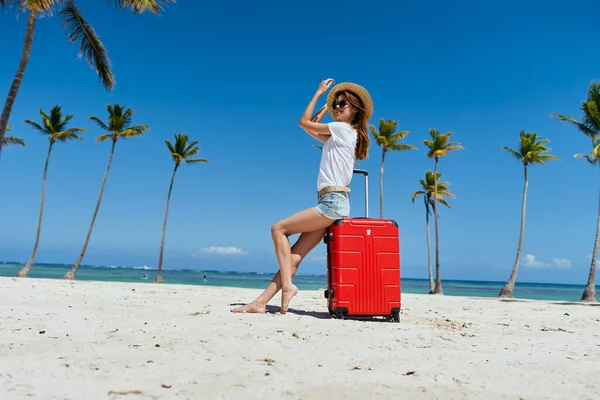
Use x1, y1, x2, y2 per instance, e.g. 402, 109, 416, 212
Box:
425, 198, 434, 293
64, 140, 117, 280
499, 165, 528, 298
432, 159, 443, 294
0, 11, 36, 154
156, 164, 179, 283
17, 141, 53, 278
581, 175, 600, 302
379, 150, 386, 219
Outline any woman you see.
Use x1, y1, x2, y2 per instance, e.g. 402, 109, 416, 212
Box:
231, 78, 373, 314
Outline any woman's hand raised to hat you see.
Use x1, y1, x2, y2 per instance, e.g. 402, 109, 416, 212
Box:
316, 78, 334, 95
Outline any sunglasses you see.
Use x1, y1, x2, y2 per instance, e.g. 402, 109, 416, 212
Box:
333, 100, 350, 110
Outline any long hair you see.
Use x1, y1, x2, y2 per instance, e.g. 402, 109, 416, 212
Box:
333, 90, 370, 160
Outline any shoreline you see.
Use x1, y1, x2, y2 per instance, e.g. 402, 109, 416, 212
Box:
1, 277, 599, 399
1, 263, 596, 303
0, 275, 597, 306
0, 260, 593, 287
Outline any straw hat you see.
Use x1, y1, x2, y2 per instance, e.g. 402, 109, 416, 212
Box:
326, 82, 373, 121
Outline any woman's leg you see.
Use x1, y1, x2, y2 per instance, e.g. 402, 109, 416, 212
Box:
271, 208, 335, 313
231, 227, 327, 313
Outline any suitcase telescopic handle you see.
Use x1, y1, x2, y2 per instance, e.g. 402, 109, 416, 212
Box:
353, 169, 369, 218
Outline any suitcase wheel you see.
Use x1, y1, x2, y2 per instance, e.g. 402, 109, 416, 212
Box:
330, 307, 347, 320
387, 308, 401, 323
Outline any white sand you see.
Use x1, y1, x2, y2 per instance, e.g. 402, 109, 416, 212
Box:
0, 277, 598, 400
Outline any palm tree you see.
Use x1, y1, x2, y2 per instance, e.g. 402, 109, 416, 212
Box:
422, 128, 463, 294
412, 170, 455, 293
0, 126, 26, 148
552, 82, 600, 302
498, 131, 559, 298
571, 138, 600, 302
156, 133, 209, 283
16, 106, 85, 278
370, 118, 417, 219
63, 104, 148, 280
0, 0, 174, 153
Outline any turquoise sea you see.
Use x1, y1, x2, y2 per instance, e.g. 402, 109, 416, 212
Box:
0, 261, 595, 302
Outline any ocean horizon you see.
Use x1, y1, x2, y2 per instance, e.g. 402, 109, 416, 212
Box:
1, 261, 595, 303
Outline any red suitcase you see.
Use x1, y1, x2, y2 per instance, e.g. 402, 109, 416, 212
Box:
324, 169, 401, 322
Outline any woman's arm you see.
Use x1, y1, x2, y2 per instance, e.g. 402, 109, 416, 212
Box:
311, 105, 327, 123
301, 105, 329, 143
299, 79, 335, 140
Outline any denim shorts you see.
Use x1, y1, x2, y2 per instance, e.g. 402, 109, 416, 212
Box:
314, 191, 350, 220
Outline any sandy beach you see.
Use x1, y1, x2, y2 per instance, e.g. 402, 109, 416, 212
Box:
0, 277, 598, 400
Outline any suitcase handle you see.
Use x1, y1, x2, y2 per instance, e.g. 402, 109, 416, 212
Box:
353, 169, 369, 218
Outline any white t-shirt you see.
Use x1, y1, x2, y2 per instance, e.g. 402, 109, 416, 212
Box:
317, 122, 358, 191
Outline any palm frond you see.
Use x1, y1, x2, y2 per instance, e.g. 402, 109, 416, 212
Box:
446, 144, 464, 151
60, 1, 115, 90
165, 139, 175, 154
89, 116, 109, 131
103, 0, 176, 14
535, 154, 560, 163
552, 83, 600, 138
412, 190, 425, 203
389, 130, 410, 142
96, 133, 113, 142
502, 146, 522, 161
109, 105, 134, 129
582, 103, 600, 131
186, 158, 209, 164
574, 153, 598, 165
551, 113, 596, 137
183, 146, 199, 158
58, 113, 74, 129
183, 140, 200, 155
0, 135, 26, 147
585, 83, 600, 126
19, 0, 56, 13
23, 119, 46, 134
439, 198, 452, 209
434, 190, 456, 200
54, 127, 85, 142
118, 124, 149, 138
388, 143, 417, 152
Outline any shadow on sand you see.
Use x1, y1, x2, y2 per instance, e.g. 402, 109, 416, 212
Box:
549, 301, 600, 307
478, 298, 600, 307
228, 303, 397, 322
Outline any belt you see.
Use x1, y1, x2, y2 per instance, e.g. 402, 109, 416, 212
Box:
318, 186, 350, 198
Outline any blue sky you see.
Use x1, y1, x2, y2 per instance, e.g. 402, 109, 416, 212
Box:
1, 0, 599, 285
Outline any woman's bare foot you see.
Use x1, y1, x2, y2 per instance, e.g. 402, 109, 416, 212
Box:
280, 284, 298, 314
231, 301, 266, 314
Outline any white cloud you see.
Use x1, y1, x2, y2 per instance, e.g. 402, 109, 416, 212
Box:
522, 254, 571, 270
193, 246, 246, 257
523, 254, 546, 268
552, 258, 572, 269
